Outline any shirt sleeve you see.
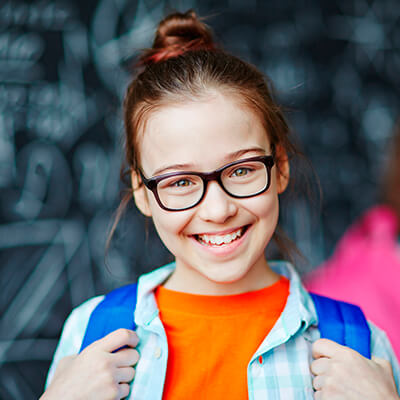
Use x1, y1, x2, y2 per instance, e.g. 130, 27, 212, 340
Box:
44, 295, 104, 389
369, 321, 400, 394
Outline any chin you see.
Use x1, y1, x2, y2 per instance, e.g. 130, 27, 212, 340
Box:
200, 267, 248, 285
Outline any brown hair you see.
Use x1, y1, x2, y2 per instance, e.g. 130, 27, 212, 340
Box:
107, 10, 309, 261
382, 120, 400, 227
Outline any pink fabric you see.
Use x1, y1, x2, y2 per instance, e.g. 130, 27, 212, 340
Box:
305, 205, 400, 359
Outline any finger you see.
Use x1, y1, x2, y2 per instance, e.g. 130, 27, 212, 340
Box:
314, 390, 323, 400
312, 374, 325, 391
118, 383, 131, 399
94, 329, 139, 353
113, 348, 140, 367
312, 338, 345, 359
116, 366, 135, 383
310, 357, 330, 376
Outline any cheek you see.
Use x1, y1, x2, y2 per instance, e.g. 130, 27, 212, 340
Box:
245, 192, 280, 223
148, 200, 194, 246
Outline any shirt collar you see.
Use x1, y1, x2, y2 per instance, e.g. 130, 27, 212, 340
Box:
134, 261, 176, 326
255, 261, 318, 357
134, 260, 318, 339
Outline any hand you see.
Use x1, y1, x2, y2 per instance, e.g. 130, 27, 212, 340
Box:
40, 329, 140, 400
311, 338, 399, 400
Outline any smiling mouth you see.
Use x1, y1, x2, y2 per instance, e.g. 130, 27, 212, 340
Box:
194, 225, 250, 246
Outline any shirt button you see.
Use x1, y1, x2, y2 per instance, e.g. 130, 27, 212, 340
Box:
154, 347, 162, 359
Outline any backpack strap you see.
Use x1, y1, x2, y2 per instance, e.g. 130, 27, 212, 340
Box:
79, 283, 138, 353
78, 284, 371, 359
309, 292, 371, 359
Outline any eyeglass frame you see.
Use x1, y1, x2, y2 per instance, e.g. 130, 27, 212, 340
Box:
139, 155, 275, 212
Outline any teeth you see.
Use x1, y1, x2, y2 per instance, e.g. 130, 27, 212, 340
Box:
197, 227, 244, 246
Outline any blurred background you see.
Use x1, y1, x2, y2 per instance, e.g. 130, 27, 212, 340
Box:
1, 0, 399, 398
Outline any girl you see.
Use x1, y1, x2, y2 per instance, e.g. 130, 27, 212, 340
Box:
41, 10, 400, 400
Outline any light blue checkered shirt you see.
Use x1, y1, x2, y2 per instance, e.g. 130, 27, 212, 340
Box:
46, 261, 400, 399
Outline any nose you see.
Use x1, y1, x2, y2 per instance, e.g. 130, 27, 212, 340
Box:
196, 181, 238, 223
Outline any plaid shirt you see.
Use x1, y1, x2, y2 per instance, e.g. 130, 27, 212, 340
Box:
46, 261, 400, 399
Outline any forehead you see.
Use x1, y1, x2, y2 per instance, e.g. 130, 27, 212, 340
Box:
139, 92, 271, 175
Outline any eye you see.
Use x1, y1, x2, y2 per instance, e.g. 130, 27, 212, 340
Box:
158, 174, 201, 192
231, 167, 251, 177
171, 178, 192, 187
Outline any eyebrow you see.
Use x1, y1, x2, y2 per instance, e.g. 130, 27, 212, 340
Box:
151, 147, 267, 176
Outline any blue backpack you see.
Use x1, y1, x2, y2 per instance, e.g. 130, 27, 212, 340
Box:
79, 283, 371, 359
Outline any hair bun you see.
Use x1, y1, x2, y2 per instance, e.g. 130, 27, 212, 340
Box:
141, 10, 216, 64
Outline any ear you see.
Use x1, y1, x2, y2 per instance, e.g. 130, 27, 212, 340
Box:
274, 146, 290, 194
131, 170, 152, 217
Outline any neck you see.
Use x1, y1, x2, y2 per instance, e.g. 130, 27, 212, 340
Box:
163, 258, 281, 295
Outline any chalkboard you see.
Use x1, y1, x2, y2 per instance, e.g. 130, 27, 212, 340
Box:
1, 0, 399, 398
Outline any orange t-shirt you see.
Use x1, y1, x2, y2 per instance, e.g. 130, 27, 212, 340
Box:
154, 276, 290, 400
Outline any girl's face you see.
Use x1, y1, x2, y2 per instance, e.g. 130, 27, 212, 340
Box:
132, 91, 289, 294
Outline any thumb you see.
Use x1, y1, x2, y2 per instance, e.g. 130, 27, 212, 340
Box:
372, 356, 394, 375
58, 355, 76, 369
52, 355, 77, 378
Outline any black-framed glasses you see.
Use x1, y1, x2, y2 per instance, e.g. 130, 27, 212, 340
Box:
139, 155, 274, 211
